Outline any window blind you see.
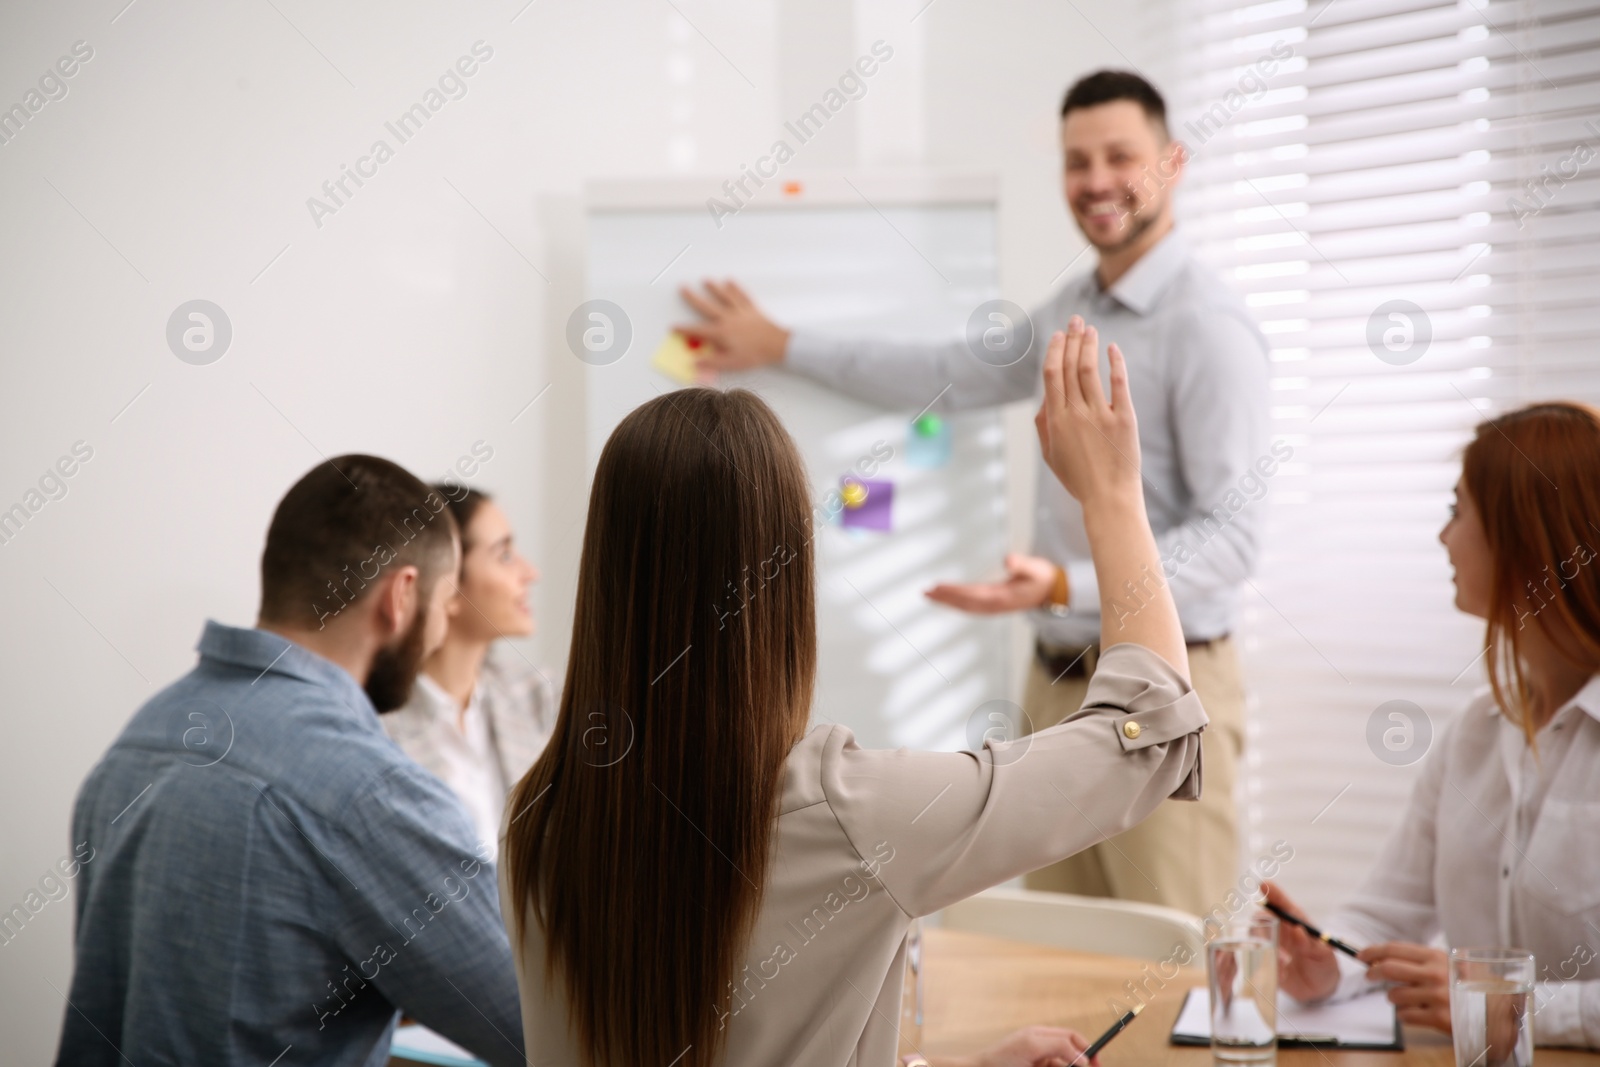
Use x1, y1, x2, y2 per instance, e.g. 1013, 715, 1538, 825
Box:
1167, 0, 1600, 916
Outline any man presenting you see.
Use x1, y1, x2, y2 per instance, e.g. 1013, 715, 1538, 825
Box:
679, 71, 1269, 916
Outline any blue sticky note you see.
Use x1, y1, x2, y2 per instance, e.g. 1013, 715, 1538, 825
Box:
906, 414, 951, 469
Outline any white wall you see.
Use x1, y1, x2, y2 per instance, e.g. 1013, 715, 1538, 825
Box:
0, 0, 1142, 1058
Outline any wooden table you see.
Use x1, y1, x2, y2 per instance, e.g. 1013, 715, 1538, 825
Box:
909, 927, 1599, 1066
392, 928, 1599, 1065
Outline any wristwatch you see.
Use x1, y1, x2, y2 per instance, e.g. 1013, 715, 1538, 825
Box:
1046, 563, 1070, 618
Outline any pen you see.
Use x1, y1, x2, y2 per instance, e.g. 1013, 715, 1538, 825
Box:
1262, 900, 1361, 958
1071, 1001, 1144, 1064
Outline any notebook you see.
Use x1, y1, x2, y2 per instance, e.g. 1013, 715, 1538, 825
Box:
389, 1022, 489, 1066
1170, 987, 1404, 1050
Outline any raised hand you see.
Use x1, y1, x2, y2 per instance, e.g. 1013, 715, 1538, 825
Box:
1035, 316, 1186, 675
1033, 317, 1140, 509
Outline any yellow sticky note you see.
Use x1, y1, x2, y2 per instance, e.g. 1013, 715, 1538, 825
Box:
651, 332, 714, 386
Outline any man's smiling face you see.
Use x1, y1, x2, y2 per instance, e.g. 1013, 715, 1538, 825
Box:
1061, 99, 1183, 254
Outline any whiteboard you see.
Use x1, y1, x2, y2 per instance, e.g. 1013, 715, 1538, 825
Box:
582, 174, 1011, 751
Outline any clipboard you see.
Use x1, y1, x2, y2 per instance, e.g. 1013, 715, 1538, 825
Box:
1170, 987, 1404, 1051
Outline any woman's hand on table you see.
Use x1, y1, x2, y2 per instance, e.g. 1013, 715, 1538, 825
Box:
1261, 881, 1340, 1003
931, 1024, 1100, 1067
1360, 941, 1452, 1032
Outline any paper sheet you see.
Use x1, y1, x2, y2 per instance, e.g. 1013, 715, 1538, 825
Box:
1172, 987, 1399, 1048
389, 1022, 487, 1066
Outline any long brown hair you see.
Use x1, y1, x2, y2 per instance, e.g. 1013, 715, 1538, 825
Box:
503, 388, 816, 1067
1462, 401, 1600, 742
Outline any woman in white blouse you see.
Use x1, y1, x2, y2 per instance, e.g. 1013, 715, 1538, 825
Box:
383, 485, 557, 860
1266, 401, 1600, 1049
500, 321, 1210, 1067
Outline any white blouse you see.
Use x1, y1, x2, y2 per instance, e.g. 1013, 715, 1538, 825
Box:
1322, 675, 1600, 1048
383, 645, 558, 861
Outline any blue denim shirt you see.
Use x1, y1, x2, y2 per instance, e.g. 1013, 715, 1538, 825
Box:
57, 621, 526, 1066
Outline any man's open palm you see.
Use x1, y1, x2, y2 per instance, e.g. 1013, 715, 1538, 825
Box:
926, 553, 1057, 615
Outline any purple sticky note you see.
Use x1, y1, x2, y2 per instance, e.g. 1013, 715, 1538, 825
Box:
839, 477, 893, 531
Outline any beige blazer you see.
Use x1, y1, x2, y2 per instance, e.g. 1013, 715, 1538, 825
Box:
501, 642, 1207, 1066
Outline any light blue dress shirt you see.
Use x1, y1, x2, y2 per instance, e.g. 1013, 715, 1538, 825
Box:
56, 620, 525, 1067
786, 228, 1272, 647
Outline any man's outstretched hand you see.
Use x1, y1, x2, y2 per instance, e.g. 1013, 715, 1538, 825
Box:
676, 279, 790, 372
926, 553, 1059, 615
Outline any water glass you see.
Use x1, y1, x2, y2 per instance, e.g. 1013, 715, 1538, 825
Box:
1450, 947, 1534, 1067
1208, 914, 1279, 1064
898, 917, 924, 1055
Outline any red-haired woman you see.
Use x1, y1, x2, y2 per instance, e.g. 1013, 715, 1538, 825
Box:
1266, 402, 1600, 1050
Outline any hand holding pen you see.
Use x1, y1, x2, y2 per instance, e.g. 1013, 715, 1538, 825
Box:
1262, 882, 1456, 1030
1261, 900, 1361, 958
1066, 1001, 1142, 1066
1260, 881, 1346, 1003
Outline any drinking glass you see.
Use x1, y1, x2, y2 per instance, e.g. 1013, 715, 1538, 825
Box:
1450, 947, 1534, 1067
898, 917, 924, 1055
1208, 914, 1279, 1064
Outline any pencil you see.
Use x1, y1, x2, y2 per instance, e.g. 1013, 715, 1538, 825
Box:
1072, 1001, 1144, 1064
1262, 900, 1361, 958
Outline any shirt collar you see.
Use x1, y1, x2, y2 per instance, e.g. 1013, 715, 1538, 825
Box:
196, 619, 375, 713
1102, 227, 1189, 316
1486, 673, 1600, 726
1569, 675, 1600, 724
415, 671, 482, 723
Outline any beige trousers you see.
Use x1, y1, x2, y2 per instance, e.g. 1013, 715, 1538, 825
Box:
1020, 638, 1244, 917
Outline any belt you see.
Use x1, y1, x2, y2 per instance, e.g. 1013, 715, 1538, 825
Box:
1035, 634, 1228, 681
